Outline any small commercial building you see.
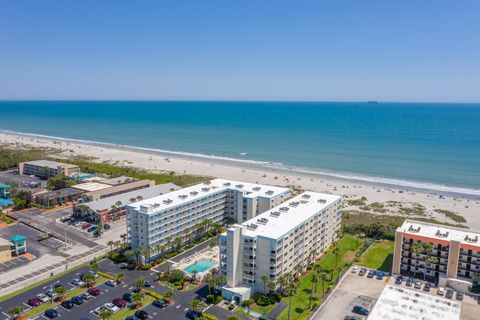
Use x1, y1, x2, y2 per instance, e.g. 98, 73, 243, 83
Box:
72, 182, 111, 193
35, 188, 84, 207
368, 285, 460, 320
81, 179, 154, 202
74, 183, 180, 223
19, 160, 80, 179
0, 184, 11, 198
10, 235, 27, 256
0, 238, 12, 263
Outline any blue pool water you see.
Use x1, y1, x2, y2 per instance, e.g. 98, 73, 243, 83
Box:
183, 259, 216, 274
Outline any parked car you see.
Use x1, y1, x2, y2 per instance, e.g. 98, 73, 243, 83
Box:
71, 278, 84, 286
82, 223, 92, 230
135, 310, 149, 320
54, 283, 63, 289
437, 287, 445, 296
28, 298, 42, 306
406, 278, 414, 287
44, 309, 58, 318
186, 310, 201, 319
81, 292, 93, 300
45, 289, 58, 299
351, 266, 359, 274
72, 295, 84, 305
344, 316, 361, 320
414, 280, 422, 289
104, 223, 111, 230
352, 306, 369, 316
367, 270, 376, 278
105, 302, 120, 313
87, 226, 97, 233
395, 275, 403, 285
456, 292, 464, 301
152, 299, 168, 308
186, 310, 200, 319
37, 293, 50, 303
112, 298, 127, 308
61, 299, 74, 309
88, 271, 100, 279
93, 306, 107, 316
423, 283, 431, 292
376, 271, 385, 280
106, 280, 117, 287
358, 268, 367, 276
122, 293, 132, 302
88, 287, 100, 296
143, 280, 152, 287
446, 289, 454, 299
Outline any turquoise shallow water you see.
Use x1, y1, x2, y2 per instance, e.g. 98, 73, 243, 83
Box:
0, 101, 479, 191
183, 259, 216, 274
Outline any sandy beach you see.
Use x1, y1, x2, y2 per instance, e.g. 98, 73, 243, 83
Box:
1, 131, 479, 230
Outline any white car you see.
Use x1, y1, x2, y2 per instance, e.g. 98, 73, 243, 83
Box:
71, 278, 84, 286
94, 306, 107, 316
351, 266, 359, 274
437, 287, 445, 296
105, 280, 117, 287
37, 293, 50, 303
104, 303, 120, 313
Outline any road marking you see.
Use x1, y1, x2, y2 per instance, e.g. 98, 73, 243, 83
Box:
176, 305, 181, 309
184, 307, 189, 311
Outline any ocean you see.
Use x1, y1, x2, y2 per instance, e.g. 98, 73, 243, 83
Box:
0, 101, 479, 193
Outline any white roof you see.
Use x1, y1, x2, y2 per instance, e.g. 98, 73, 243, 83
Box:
99, 176, 137, 186
72, 182, 111, 192
23, 160, 78, 169
128, 178, 290, 213
401, 219, 480, 247
239, 191, 341, 239
368, 285, 460, 320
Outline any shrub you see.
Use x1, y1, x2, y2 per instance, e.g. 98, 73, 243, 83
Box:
144, 289, 164, 300
242, 299, 254, 308
253, 294, 272, 306
202, 314, 217, 320
214, 295, 223, 304
97, 271, 115, 280
206, 294, 215, 303
169, 270, 185, 283
141, 264, 152, 270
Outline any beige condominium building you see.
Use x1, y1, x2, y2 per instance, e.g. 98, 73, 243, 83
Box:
19, 160, 79, 179
126, 179, 291, 262
220, 191, 342, 303
393, 219, 480, 292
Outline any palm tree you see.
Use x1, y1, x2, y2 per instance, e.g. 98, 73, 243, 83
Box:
83, 273, 96, 287
333, 247, 340, 267
260, 275, 270, 295
54, 286, 67, 301
131, 292, 145, 308
120, 233, 127, 244
143, 245, 152, 261
191, 270, 198, 282
90, 261, 99, 272
174, 236, 182, 251
309, 272, 318, 309
155, 243, 163, 256
136, 195, 143, 201
129, 197, 137, 203
115, 272, 125, 283
136, 278, 145, 290
115, 201, 122, 207
107, 240, 115, 252
166, 236, 173, 251
7, 305, 23, 320
134, 246, 143, 262
285, 279, 298, 320
190, 298, 203, 314
319, 271, 327, 298
164, 290, 175, 302
472, 272, 480, 287
99, 309, 113, 320
277, 273, 289, 295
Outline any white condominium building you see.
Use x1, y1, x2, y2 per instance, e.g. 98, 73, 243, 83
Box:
126, 179, 291, 260
220, 192, 342, 303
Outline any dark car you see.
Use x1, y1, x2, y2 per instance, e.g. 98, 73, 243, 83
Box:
28, 298, 42, 306
456, 292, 464, 301
352, 306, 369, 316
122, 292, 132, 302
135, 310, 149, 320
54, 283, 63, 289
113, 298, 127, 308
104, 223, 111, 230
186, 310, 201, 319
423, 283, 431, 292
446, 289, 454, 299
395, 275, 403, 284
406, 278, 414, 287
358, 268, 367, 276
88, 287, 100, 296
143, 280, 152, 287
367, 270, 376, 278
72, 295, 84, 305
344, 317, 361, 320
61, 299, 74, 309
133, 287, 142, 293
44, 309, 58, 318
153, 299, 168, 308
376, 271, 385, 280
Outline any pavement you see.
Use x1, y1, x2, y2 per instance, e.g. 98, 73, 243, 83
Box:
0, 171, 46, 192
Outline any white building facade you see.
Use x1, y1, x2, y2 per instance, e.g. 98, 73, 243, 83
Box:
220, 192, 342, 303
126, 179, 291, 261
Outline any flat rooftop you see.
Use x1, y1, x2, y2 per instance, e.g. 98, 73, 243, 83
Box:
83, 183, 180, 212
72, 182, 111, 192
239, 191, 341, 239
99, 176, 138, 186
368, 285, 460, 320
400, 219, 480, 247
22, 160, 78, 169
128, 178, 290, 213
36, 188, 84, 199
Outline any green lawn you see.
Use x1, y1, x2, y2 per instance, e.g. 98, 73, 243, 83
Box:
110, 296, 155, 320
357, 240, 394, 272
251, 303, 276, 315
277, 234, 365, 320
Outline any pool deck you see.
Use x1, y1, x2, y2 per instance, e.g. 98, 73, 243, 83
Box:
173, 247, 219, 279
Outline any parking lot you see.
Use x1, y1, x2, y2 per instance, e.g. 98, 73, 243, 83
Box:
313, 266, 480, 320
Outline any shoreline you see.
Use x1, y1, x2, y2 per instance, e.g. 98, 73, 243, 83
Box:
1, 130, 480, 230
2, 129, 480, 198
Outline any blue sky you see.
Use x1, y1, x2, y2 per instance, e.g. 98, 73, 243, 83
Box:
0, 0, 479, 102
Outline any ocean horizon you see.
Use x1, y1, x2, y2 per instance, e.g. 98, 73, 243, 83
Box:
1, 100, 479, 193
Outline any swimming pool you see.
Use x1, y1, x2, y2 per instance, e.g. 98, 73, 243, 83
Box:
183, 259, 216, 274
